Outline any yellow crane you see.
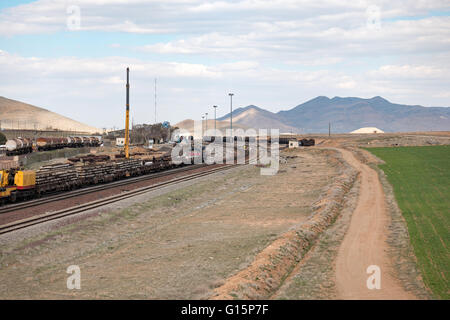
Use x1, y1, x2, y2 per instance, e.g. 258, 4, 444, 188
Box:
125, 67, 130, 159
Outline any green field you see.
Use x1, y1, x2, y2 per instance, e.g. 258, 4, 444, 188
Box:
366, 145, 449, 299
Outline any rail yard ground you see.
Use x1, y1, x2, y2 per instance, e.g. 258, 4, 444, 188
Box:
0, 132, 449, 299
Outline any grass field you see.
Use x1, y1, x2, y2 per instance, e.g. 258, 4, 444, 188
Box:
367, 145, 449, 299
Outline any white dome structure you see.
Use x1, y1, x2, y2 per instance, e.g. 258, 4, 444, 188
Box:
350, 127, 385, 134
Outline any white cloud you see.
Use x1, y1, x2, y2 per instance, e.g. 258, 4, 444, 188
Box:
1, 49, 448, 130
369, 65, 448, 79
0, 0, 449, 128
1, 0, 449, 36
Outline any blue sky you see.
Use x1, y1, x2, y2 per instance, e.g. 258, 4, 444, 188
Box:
0, 0, 34, 10
0, 0, 449, 130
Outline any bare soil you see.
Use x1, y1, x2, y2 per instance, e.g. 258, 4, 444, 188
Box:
333, 148, 416, 299
0, 148, 340, 299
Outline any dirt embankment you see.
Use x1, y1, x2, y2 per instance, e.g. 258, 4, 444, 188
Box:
210, 149, 358, 299
212, 144, 429, 300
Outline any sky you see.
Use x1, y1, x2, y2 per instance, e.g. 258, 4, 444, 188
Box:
0, 0, 449, 130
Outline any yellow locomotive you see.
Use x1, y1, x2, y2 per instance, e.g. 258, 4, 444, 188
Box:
0, 169, 36, 204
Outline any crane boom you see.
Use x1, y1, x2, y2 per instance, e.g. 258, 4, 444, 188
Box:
125, 67, 130, 159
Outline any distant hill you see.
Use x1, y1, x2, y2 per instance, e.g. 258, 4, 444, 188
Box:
217, 96, 450, 133
217, 105, 298, 133
0, 96, 100, 134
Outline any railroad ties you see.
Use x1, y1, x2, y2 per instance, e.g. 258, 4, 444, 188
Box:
75, 158, 143, 184
35, 157, 148, 194
36, 163, 78, 193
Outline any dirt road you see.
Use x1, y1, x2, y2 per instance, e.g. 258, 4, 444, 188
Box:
334, 148, 416, 299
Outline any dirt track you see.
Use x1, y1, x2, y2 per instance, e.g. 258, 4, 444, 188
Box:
334, 148, 416, 299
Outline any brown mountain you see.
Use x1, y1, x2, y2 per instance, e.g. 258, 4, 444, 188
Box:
217, 105, 298, 133
218, 97, 450, 133
0, 96, 100, 134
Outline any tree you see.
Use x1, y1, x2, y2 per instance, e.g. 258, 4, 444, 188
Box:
130, 123, 172, 145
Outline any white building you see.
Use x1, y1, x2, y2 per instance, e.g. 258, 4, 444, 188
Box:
350, 127, 385, 134
289, 140, 300, 148
116, 137, 125, 147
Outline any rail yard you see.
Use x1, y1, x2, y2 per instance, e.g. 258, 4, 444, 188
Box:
1, 2, 449, 316
0, 130, 448, 301
0, 68, 448, 302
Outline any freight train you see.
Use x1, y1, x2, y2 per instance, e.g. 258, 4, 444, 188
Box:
4, 136, 101, 156
0, 155, 177, 205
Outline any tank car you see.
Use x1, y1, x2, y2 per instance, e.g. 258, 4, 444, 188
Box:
36, 137, 54, 151
5, 138, 33, 156
81, 137, 91, 146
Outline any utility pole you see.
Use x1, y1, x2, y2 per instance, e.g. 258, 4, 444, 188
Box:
125, 67, 130, 159
213, 105, 217, 131
328, 122, 331, 137
228, 93, 234, 136
154, 78, 157, 124
205, 112, 208, 134
202, 115, 205, 137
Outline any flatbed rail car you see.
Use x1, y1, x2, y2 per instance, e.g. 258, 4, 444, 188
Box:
0, 155, 177, 205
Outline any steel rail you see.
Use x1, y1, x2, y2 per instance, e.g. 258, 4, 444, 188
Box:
0, 164, 239, 235
0, 164, 206, 214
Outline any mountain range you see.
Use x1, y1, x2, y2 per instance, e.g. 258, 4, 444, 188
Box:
217, 96, 450, 133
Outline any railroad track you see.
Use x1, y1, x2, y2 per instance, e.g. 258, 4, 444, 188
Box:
0, 164, 239, 235
0, 163, 206, 215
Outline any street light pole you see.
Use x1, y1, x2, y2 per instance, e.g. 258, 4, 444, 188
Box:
202, 115, 205, 137
228, 93, 234, 136
213, 105, 217, 132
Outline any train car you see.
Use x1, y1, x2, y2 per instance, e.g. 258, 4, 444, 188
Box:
69, 136, 83, 147
88, 137, 101, 147
81, 137, 91, 147
0, 155, 180, 205
53, 137, 66, 149
300, 138, 315, 146
65, 136, 74, 147
0, 169, 36, 204
5, 138, 33, 156
3, 136, 101, 157
36, 137, 55, 151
